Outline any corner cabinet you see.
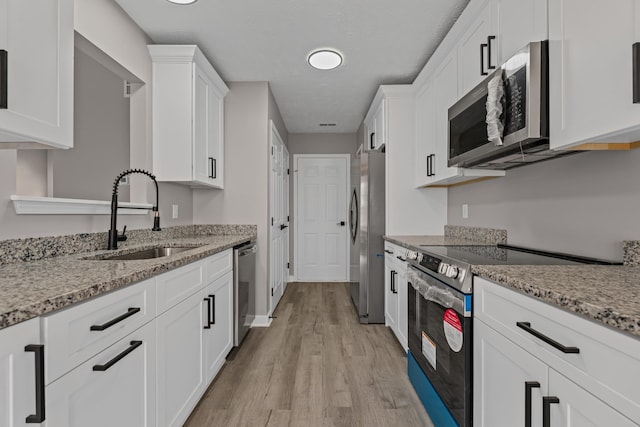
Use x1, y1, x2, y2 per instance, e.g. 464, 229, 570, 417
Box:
149, 45, 229, 189
0, 0, 74, 149
474, 277, 640, 427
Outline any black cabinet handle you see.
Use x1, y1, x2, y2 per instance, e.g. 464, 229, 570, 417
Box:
429, 154, 435, 176
92, 340, 142, 372
0, 50, 7, 109
392, 271, 398, 294
396, 255, 406, 262
487, 36, 496, 70
204, 297, 212, 329
90, 307, 141, 331
633, 43, 640, 103
280, 224, 289, 230
209, 294, 216, 325
525, 381, 540, 427
480, 43, 488, 75
542, 396, 560, 427
24, 344, 45, 423
208, 157, 217, 179
517, 322, 580, 354
370, 132, 375, 149
384, 249, 393, 254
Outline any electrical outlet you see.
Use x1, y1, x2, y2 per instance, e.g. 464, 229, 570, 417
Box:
172, 204, 179, 219
462, 204, 469, 219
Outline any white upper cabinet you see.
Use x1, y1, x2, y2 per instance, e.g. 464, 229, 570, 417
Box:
414, 81, 436, 186
149, 45, 228, 189
364, 95, 386, 151
549, 0, 640, 150
0, 0, 74, 149
458, 1, 495, 96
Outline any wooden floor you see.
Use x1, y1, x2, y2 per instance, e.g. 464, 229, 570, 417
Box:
185, 282, 434, 427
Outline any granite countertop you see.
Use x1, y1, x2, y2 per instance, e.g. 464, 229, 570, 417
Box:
0, 233, 254, 330
472, 265, 640, 338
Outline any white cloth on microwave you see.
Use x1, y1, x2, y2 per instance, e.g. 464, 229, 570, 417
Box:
486, 70, 505, 146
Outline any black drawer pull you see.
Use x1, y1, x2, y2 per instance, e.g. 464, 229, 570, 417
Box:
384, 249, 393, 254
24, 344, 45, 423
542, 396, 560, 427
204, 297, 212, 329
396, 255, 406, 262
0, 50, 7, 109
90, 307, 141, 331
209, 294, 216, 325
93, 340, 142, 372
525, 381, 540, 427
516, 322, 580, 354
633, 43, 640, 103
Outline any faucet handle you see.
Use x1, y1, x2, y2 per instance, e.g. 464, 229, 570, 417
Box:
118, 225, 127, 242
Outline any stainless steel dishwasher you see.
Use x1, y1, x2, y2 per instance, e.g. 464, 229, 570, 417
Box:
234, 241, 256, 347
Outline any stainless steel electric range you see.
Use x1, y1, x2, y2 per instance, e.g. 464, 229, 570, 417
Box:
404, 244, 618, 427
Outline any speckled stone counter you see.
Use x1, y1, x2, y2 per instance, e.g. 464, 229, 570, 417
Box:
384, 235, 495, 250
0, 228, 256, 330
472, 265, 640, 338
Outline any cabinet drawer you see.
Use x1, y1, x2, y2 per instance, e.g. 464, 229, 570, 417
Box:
156, 260, 205, 315
46, 321, 156, 427
474, 277, 640, 419
205, 249, 232, 284
42, 278, 155, 385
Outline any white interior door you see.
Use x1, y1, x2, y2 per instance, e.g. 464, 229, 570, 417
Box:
269, 122, 288, 314
295, 155, 349, 281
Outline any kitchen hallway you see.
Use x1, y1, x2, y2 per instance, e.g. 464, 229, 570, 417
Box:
184, 282, 433, 427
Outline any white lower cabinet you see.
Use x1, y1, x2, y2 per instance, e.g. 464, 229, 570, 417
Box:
474, 277, 640, 426
45, 321, 156, 427
156, 290, 207, 427
383, 242, 408, 352
204, 270, 233, 382
384, 252, 398, 334
0, 318, 40, 427
394, 260, 408, 351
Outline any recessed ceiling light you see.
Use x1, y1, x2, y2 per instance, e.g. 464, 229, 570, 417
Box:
308, 49, 343, 70
166, 0, 197, 4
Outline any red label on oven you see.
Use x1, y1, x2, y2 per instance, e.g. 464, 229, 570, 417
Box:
443, 309, 463, 352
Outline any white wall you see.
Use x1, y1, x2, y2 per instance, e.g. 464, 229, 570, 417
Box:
193, 82, 289, 319
0, 0, 194, 239
448, 149, 640, 261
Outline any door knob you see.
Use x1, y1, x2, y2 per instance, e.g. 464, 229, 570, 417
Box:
337, 221, 346, 226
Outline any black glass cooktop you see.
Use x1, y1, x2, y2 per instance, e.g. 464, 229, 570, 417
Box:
417, 244, 620, 266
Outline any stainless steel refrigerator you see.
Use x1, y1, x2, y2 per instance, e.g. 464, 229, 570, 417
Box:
349, 146, 385, 324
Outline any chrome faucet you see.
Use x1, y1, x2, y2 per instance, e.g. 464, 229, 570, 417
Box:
108, 169, 161, 250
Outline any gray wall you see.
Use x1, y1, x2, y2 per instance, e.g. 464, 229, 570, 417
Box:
287, 133, 359, 274
193, 82, 289, 319
51, 48, 130, 201
448, 149, 640, 261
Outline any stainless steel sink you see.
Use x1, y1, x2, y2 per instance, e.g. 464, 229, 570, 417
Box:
95, 246, 197, 261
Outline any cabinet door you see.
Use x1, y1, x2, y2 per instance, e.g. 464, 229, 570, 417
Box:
395, 263, 409, 352
0, 0, 73, 148
495, 0, 547, 63
458, 1, 495, 95
204, 270, 233, 383
384, 254, 397, 330
547, 369, 637, 427
46, 321, 156, 427
414, 81, 437, 187
156, 291, 206, 427
193, 65, 212, 186
207, 84, 224, 188
373, 100, 385, 149
474, 320, 548, 427
433, 50, 460, 183
549, 0, 640, 149
0, 318, 39, 427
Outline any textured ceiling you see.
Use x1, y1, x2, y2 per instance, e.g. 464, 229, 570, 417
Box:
115, 0, 469, 133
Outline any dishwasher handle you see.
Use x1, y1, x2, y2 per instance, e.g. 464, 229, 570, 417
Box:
238, 245, 257, 257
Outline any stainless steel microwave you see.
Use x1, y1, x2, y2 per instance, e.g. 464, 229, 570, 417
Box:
448, 41, 572, 170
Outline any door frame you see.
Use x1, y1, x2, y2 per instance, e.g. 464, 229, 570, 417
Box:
293, 154, 350, 282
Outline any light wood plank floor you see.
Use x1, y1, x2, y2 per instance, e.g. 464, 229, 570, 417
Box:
185, 282, 434, 427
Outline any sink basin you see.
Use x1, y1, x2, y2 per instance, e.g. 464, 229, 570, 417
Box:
95, 247, 197, 261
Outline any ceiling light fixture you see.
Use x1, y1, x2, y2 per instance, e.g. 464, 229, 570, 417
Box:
308, 49, 343, 70
166, 0, 198, 4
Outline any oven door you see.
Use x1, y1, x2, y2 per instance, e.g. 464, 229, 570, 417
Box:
407, 265, 472, 427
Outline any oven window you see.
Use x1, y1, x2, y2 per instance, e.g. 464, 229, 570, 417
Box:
449, 94, 490, 159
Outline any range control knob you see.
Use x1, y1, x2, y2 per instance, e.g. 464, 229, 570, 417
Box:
406, 251, 419, 261
445, 265, 459, 279
438, 262, 450, 275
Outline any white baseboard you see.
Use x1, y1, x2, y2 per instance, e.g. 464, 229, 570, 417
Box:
288, 275, 295, 283
251, 315, 273, 328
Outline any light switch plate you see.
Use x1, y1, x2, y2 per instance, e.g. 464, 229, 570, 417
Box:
172, 204, 179, 219
462, 204, 468, 219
